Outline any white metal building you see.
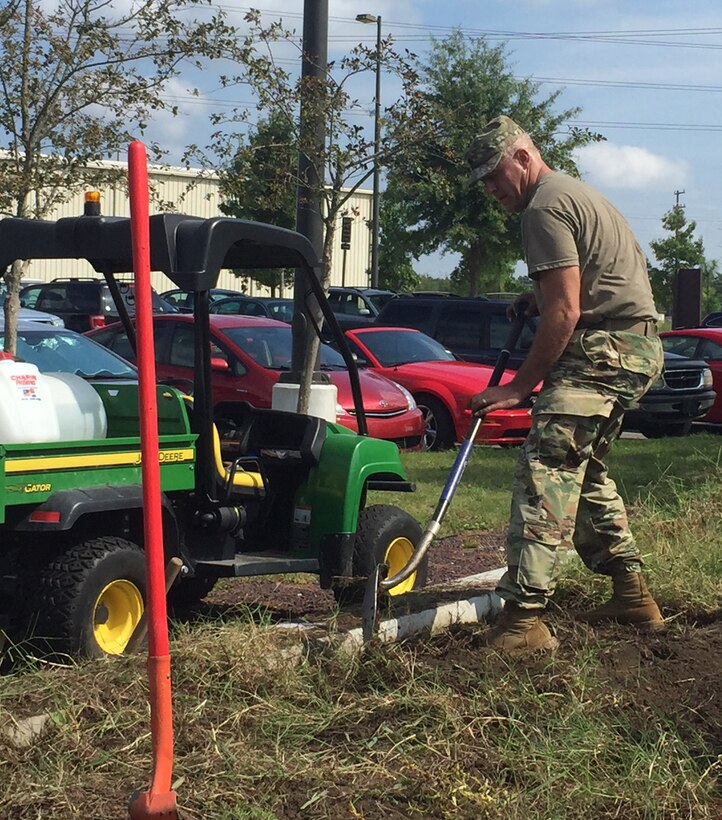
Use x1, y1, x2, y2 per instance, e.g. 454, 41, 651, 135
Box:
20, 161, 375, 296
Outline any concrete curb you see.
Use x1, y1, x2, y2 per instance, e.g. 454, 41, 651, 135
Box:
277, 566, 506, 656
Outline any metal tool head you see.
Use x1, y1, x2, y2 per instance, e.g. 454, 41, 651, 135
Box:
361, 562, 387, 643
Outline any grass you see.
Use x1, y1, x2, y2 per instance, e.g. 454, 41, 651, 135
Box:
372, 428, 722, 535
1, 432, 721, 818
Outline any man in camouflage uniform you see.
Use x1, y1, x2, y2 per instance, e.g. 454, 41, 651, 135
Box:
466, 115, 665, 654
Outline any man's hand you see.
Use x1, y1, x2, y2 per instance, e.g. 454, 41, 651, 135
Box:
470, 383, 527, 416
507, 291, 538, 321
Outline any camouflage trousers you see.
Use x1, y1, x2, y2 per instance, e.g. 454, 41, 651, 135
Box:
497, 329, 664, 609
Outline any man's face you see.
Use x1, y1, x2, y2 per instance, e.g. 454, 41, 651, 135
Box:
481, 151, 529, 213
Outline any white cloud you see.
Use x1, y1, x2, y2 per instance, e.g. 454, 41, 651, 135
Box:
573, 142, 688, 191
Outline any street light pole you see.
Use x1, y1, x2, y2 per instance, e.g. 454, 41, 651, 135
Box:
356, 13, 381, 289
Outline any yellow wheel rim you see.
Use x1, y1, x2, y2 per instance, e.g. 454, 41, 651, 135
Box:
92, 579, 144, 654
384, 536, 417, 596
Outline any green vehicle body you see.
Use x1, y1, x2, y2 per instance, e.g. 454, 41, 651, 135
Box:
0, 384, 401, 541
0, 210, 424, 658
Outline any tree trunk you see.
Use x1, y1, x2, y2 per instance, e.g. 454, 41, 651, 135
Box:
3, 260, 26, 356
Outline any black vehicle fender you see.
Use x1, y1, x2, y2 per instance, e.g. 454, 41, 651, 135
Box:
14, 485, 180, 555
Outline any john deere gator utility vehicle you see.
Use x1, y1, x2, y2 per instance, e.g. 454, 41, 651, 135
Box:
0, 212, 425, 658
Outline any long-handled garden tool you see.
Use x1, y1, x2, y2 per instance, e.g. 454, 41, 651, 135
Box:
362, 307, 529, 642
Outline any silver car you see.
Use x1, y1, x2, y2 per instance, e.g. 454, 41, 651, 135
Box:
1, 282, 65, 327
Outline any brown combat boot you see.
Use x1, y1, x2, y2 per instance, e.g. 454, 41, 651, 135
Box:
580, 571, 665, 630
485, 603, 559, 655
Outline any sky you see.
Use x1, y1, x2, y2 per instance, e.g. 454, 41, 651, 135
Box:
146, 0, 722, 280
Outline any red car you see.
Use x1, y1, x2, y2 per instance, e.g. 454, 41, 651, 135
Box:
343, 326, 534, 449
660, 327, 722, 424
87, 315, 425, 448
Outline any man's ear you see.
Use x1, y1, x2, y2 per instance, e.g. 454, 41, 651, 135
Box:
513, 148, 531, 169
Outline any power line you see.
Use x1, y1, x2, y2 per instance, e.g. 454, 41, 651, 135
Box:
573, 120, 722, 133
527, 76, 722, 93
206, 7, 722, 50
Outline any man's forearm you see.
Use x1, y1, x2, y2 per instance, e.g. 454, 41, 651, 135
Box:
510, 307, 578, 395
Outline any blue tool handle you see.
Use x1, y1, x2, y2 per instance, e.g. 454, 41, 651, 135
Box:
379, 307, 528, 592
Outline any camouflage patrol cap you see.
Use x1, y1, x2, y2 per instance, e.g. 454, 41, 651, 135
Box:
466, 115, 527, 183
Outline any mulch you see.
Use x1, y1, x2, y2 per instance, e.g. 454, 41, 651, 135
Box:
185, 529, 507, 625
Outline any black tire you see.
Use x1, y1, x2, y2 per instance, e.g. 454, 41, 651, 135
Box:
333, 504, 425, 605
417, 395, 456, 451
167, 575, 217, 608
639, 420, 692, 439
28, 536, 147, 659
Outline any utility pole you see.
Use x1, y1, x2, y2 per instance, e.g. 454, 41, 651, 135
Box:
290, 0, 328, 379
673, 189, 685, 275
356, 13, 382, 289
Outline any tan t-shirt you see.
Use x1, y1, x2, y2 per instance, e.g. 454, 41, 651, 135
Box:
521, 172, 658, 323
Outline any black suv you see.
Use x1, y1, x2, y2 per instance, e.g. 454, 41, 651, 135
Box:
328, 287, 398, 319
375, 295, 714, 438
20, 278, 177, 332
623, 352, 715, 437
375, 296, 535, 368
160, 287, 243, 313
318, 287, 399, 340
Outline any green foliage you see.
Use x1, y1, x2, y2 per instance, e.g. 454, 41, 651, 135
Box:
649, 205, 706, 313
378, 197, 419, 291
189, 11, 437, 401
381, 31, 602, 296
189, 11, 433, 283
0, 0, 232, 220
450, 253, 518, 296
219, 113, 296, 294
415, 274, 455, 294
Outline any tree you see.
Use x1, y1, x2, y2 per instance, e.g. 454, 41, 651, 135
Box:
0, 0, 239, 352
190, 12, 432, 285
381, 32, 601, 296
648, 205, 706, 314
377, 197, 418, 292
219, 113, 297, 295
189, 11, 435, 404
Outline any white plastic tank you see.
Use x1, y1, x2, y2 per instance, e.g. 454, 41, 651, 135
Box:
0, 353, 61, 443
271, 382, 338, 423
42, 372, 108, 441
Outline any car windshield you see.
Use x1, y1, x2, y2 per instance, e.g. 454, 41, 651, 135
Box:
268, 301, 294, 323
365, 292, 396, 312
3, 328, 137, 379
357, 329, 456, 366
222, 324, 346, 370
104, 284, 179, 315
661, 336, 700, 358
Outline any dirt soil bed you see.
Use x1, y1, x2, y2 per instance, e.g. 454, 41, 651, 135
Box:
188, 533, 722, 770
422, 612, 722, 759
188, 529, 506, 628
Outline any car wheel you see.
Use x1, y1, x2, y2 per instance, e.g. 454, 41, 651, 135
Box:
638, 420, 693, 438
27, 537, 146, 659
417, 395, 456, 451
333, 504, 425, 605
